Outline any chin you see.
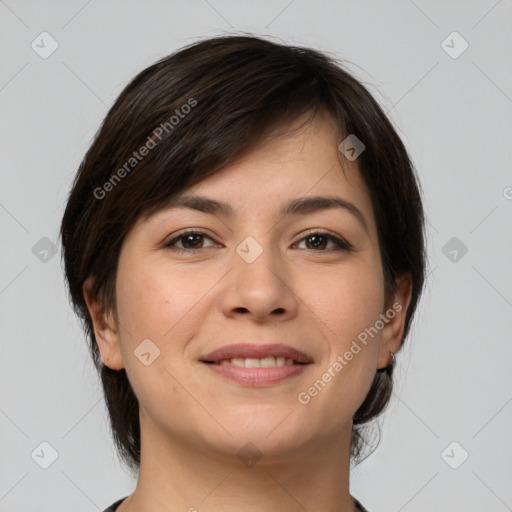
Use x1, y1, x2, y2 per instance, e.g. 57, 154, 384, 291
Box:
211, 413, 309, 453
206, 430, 307, 465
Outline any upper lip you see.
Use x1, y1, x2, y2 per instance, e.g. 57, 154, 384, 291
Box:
200, 343, 314, 364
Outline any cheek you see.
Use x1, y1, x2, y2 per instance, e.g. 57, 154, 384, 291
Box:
113, 261, 209, 405
115, 259, 217, 345
296, 264, 384, 427
304, 260, 385, 348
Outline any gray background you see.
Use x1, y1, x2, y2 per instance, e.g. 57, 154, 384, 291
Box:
1, 1, 511, 511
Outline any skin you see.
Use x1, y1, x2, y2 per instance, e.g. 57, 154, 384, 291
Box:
84, 110, 412, 512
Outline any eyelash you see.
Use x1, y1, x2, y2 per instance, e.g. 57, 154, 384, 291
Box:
163, 229, 353, 254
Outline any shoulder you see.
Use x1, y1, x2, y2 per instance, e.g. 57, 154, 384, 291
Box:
352, 495, 370, 512
102, 496, 128, 512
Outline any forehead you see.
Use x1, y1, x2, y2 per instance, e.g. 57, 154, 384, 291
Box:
156, 113, 373, 214
142, 111, 377, 235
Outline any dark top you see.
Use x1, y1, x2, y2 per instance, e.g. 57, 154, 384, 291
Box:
103, 497, 127, 511
103, 495, 369, 511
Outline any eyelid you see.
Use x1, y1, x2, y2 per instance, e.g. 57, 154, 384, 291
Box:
295, 228, 354, 250
163, 228, 219, 248
163, 227, 354, 252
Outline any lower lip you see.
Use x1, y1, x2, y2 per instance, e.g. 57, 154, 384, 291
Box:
202, 362, 311, 386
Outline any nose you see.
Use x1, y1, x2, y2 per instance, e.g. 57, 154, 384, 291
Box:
220, 238, 299, 323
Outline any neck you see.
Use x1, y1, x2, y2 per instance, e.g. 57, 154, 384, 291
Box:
118, 415, 357, 512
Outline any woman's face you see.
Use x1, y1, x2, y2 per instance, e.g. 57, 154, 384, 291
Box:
86, 111, 409, 461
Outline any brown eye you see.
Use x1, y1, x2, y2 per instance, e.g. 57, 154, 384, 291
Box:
164, 231, 218, 252
164, 230, 353, 254
296, 232, 353, 251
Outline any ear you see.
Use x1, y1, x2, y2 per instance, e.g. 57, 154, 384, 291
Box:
377, 274, 413, 370
82, 276, 124, 370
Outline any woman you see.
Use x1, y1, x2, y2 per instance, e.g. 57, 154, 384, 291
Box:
60, 34, 426, 512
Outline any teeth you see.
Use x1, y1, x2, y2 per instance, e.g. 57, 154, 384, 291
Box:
218, 357, 295, 368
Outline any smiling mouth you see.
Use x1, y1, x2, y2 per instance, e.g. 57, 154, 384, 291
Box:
201, 358, 311, 387
203, 356, 307, 368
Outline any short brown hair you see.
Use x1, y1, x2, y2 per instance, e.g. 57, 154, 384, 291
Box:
60, 34, 427, 475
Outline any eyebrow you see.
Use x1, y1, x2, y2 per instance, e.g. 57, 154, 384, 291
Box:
163, 194, 369, 234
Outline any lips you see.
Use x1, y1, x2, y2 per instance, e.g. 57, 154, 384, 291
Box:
200, 343, 313, 387
200, 343, 314, 364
